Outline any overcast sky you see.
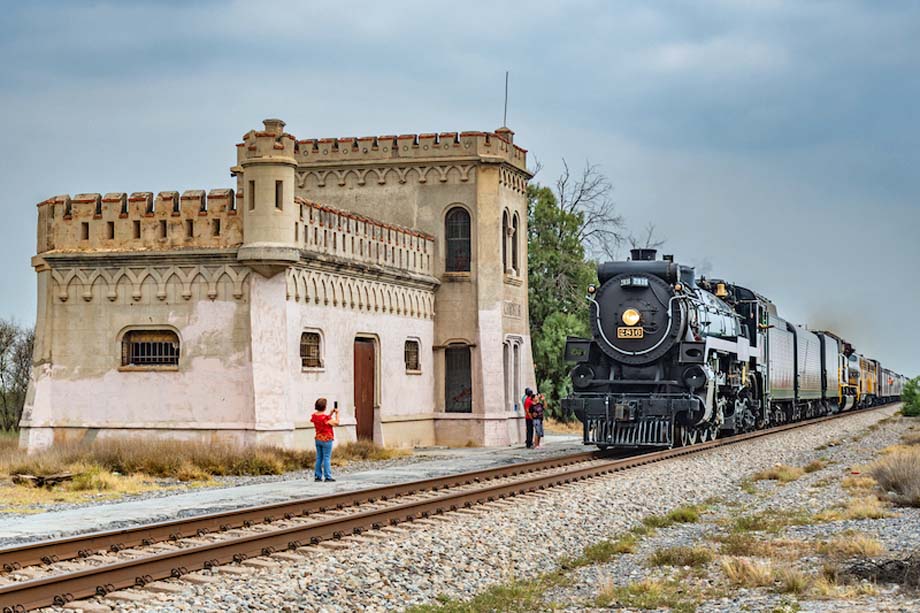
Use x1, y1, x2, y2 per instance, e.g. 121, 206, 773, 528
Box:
1, 1, 917, 375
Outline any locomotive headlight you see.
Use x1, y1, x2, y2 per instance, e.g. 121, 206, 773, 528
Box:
622, 308, 641, 326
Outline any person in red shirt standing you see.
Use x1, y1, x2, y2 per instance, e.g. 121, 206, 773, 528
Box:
523, 388, 535, 449
311, 398, 339, 482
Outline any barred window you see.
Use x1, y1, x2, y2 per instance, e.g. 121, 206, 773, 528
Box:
300, 331, 323, 368
121, 330, 179, 367
405, 340, 420, 372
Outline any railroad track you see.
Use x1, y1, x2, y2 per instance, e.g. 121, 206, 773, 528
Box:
0, 403, 896, 612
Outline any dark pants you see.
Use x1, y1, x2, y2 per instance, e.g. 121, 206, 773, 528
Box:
525, 418, 534, 448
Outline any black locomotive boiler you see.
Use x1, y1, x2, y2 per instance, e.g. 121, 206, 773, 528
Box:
561, 249, 905, 449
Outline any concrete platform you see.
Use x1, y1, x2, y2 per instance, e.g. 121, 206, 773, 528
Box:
0, 434, 582, 546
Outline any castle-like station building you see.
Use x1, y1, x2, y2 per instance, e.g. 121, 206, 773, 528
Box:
20, 119, 535, 451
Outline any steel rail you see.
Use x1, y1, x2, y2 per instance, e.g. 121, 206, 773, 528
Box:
0, 403, 895, 612
0, 451, 600, 573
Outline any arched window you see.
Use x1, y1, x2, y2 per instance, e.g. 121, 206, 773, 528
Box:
511, 213, 520, 273
121, 329, 180, 367
501, 210, 509, 272
445, 344, 472, 413
445, 207, 471, 272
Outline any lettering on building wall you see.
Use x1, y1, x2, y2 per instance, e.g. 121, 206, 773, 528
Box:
502, 301, 522, 319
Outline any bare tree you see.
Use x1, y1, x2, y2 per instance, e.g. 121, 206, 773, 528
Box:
555, 159, 626, 259
0, 320, 33, 432
628, 222, 667, 251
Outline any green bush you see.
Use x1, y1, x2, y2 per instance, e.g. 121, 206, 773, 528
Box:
904, 376, 920, 417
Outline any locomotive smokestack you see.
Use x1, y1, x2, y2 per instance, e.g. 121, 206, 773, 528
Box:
630, 248, 658, 261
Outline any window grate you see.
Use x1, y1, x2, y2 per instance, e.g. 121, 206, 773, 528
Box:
122, 330, 179, 367
405, 340, 420, 371
300, 332, 322, 368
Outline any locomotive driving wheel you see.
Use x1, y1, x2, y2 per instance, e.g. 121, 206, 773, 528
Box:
734, 395, 757, 433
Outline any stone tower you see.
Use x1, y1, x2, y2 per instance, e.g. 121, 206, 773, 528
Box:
235, 119, 300, 276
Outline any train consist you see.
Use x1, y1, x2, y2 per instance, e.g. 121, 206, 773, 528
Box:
562, 249, 907, 449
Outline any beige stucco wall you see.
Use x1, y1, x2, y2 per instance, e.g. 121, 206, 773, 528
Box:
20, 255, 254, 449
285, 282, 436, 448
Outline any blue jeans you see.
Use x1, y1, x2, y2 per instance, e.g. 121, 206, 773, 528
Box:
315, 439, 333, 480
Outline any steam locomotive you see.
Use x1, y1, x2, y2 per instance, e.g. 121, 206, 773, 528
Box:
561, 249, 907, 449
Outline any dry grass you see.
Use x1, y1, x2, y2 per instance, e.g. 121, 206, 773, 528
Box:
869, 447, 920, 507
816, 532, 885, 559
817, 495, 892, 521
842, 474, 878, 494
716, 533, 769, 557
0, 429, 17, 449
595, 577, 701, 612
1, 438, 408, 481
752, 464, 805, 484
774, 567, 810, 594
647, 545, 713, 568
0, 438, 410, 505
804, 459, 828, 473
721, 557, 775, 587
334, 440, 411, 463
901, 431, 920, 446
811, 576, 879, 599
716, 533, 812, 560
544, 417, 582, 435
0, 471, 171, 513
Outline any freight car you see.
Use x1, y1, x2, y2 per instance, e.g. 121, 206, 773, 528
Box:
562, 249, 907, 449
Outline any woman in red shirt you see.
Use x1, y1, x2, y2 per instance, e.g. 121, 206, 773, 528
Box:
311, 398, 339, 482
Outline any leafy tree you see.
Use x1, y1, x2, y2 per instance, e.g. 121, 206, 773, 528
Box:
903, 376, 920, 417
527, 163, 626, 417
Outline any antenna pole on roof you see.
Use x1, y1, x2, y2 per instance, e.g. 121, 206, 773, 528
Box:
503, 71, 509, 127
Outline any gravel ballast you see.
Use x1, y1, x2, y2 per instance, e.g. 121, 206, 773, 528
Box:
50, 405, 916, 612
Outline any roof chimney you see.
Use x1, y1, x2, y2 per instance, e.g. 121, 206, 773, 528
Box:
630, 248, 657, 261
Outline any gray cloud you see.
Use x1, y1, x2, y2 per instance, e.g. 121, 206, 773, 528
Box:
0, 0, 917, 374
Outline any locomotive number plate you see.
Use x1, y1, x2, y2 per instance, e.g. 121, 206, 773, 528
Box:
617, 327, 644, 339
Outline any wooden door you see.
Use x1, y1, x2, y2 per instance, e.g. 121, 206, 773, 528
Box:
353, 338, 375, 440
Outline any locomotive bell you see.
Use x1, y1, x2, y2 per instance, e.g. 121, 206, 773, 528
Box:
715, 282, 728, 298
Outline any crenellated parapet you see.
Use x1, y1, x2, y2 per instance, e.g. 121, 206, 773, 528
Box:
289, 129, 527, 172
235, 118, 297, 168
36, 189, 242, 255
296, 197, 435, 277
